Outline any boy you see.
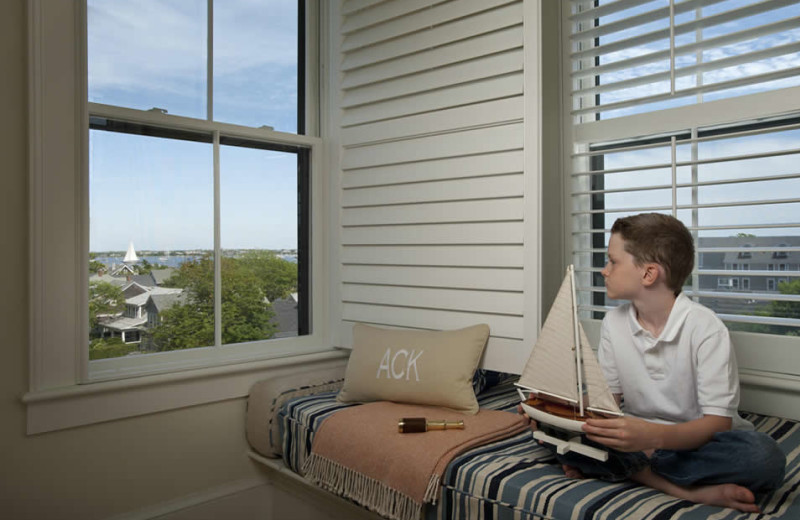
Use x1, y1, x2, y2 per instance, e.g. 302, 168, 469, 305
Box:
545, 213, 785, 512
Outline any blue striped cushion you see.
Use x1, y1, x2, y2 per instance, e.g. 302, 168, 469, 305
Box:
278, 378, 800, 520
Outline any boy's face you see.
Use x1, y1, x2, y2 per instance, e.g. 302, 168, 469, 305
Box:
602, 233, 645, 301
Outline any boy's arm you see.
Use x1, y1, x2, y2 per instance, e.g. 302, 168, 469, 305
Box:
583, 414, 732, 452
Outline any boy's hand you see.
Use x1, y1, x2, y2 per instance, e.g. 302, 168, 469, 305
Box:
582, 416, 660, 452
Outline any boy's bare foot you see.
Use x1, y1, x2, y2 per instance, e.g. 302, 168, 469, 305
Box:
562, 464, 584, 479
633, 468, 760, 513
690, 483, 759, 513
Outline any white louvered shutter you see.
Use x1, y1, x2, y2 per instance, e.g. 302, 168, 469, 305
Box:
333, 0, 539, 372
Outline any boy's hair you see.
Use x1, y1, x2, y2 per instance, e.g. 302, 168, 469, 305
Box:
610, 213, 694, 296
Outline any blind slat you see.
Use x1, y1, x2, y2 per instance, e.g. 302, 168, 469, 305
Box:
571, 0, 799, 62
572, 197, 800, 216
578, 287, 800, 303
572, 172, 800, 196
572, 224, 800, 235
577, 305, 800, 328
570, 0, 731, 42
573, 246, 800, 254
569, 0, 657, 24
573, 41, 800, 97
573, 267, 800, 277
571, 15, 800, 80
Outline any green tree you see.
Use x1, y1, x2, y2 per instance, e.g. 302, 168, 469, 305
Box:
152, 254, 278, 350
89, 337, 139, 360
239, 250, 298, 302
89, 281, 125, 330
138, 258, 169, 274
766, 279, 800, 336
89, 259, 107, 274
732, 279, 800, 336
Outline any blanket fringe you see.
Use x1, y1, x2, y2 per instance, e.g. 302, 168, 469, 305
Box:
303, 453, 425, 520
423, 474, 440, 505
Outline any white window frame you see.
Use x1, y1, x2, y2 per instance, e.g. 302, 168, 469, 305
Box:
24, 0, 341, 434
560, 0, 800, 416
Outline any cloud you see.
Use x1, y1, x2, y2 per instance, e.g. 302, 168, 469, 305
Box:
88, 0, 298, 97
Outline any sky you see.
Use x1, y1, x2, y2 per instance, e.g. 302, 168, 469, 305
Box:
87, 0, 300, 252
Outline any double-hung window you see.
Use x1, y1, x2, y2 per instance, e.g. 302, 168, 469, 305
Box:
565, 1, 800, 374
27, 0, 329, 433
87, 0, 315, 374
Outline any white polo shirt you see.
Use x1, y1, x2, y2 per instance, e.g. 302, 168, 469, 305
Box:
598, 293, 752, 430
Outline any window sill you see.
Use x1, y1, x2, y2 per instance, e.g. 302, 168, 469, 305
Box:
23, 347, 349, 435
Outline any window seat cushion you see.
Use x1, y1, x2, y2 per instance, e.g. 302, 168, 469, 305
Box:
253, 375, 800, 519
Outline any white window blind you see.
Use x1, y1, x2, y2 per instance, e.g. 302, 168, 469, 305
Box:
570, 0, 800, 122
567, 0, 800, 336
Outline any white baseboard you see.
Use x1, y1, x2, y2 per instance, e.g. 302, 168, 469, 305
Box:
105, 478, 270, 520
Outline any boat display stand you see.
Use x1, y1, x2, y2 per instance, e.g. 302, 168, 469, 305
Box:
533, 428, 609, 462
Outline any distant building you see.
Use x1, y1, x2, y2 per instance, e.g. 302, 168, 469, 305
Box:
98, 286, 184, 345
697, 236, 799, 293
599, 236, 798, 317
694, 235, 799, 317
92, 256, 185, 347
270, 292, 299, 338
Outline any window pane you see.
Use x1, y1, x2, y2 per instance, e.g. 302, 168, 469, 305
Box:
214, 0, 299, 132
86, 0, 309, 366
88, 0, 207, 119
574, 118, 800, 335
89, 130, 214, 358
218, 144, 300, 343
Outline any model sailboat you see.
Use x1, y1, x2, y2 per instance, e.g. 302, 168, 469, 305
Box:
516, 265, 623, 461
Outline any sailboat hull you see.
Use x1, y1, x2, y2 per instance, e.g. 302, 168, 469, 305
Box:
519, 400, 585, 433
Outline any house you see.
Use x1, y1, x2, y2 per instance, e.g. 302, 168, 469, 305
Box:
98, 286, 185, 346
270, 293, 300, 339
4, 2, 800, 520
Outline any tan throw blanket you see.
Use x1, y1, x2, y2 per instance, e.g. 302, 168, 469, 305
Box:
302, 401, 529, 520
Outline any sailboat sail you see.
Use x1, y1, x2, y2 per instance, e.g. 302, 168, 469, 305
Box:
123, 241, 139, 263
577, 321, 619, 413
518, 268, 580, 404
518, 266, 621, 416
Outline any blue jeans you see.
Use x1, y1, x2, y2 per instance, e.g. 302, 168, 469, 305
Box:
549, 430, 786, 493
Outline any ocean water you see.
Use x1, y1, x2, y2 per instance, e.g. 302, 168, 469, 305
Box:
94, 254, 297, 270
93, 255, 202, 269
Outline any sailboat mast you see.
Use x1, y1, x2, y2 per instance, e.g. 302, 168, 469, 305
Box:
569, 265, 584, 416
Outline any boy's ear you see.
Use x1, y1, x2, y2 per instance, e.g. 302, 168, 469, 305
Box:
642, 263, 661, 287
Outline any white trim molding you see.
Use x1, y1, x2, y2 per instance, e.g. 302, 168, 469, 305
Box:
23, 349, 348, 435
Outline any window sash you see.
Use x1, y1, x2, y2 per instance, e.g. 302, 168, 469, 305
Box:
85, 101, 317, 380
569, 116, 800, 330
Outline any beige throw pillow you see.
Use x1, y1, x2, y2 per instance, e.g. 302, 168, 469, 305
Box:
337, 323, 490, 414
